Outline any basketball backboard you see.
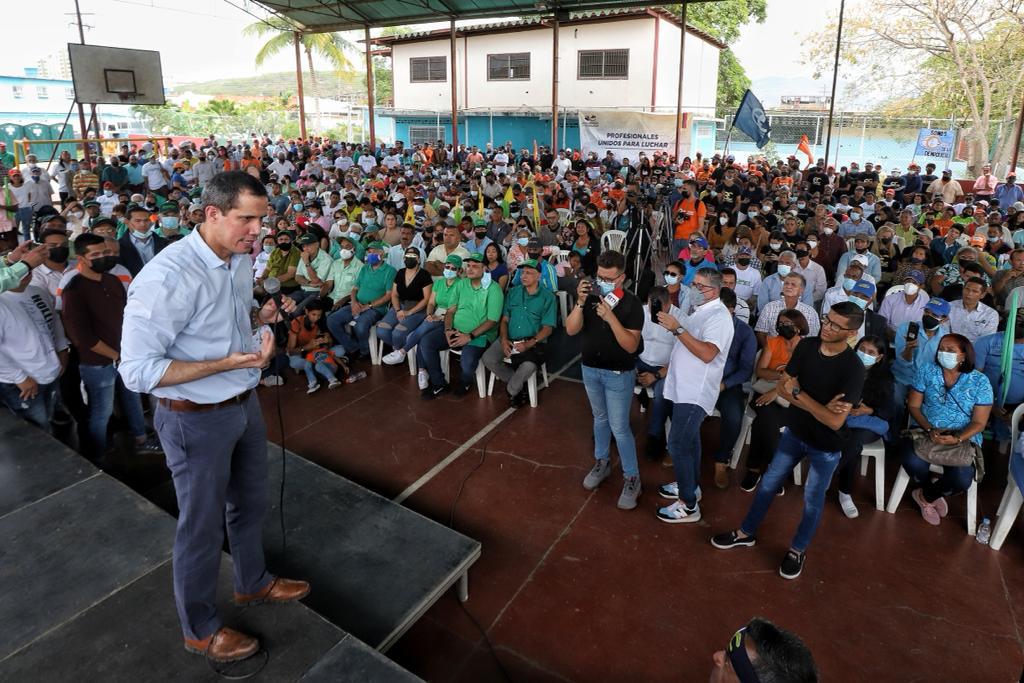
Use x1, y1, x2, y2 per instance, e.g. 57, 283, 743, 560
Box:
67, 44, 165, 106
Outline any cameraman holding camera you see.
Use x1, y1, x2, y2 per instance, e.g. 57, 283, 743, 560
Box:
671, 179, 706, 256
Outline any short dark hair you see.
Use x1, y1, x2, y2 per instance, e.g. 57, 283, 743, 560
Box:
201, 171, 268, 214
721, 267, 737, 279
964, 276, 987, 290
74, 232, 106, 253
719, 286, 737, 309
829, 300, 865, 330
125, 205, 150, 220
746, 618, 819, 683
597, 250, 625, 273
39, 227, 69, 242
780, 308, 810, 336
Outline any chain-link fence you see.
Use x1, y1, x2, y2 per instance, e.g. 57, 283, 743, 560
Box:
130, 109, 365, 141
721, 110, 1023, 177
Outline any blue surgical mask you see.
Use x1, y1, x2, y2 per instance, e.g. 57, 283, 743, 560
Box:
443, 267, 458, 279
293, 203, 303, 211
517, 237, 529, 247
857, 350, 877, 367
160, 216, 179, 228
848, 295, 868, 309
850, 211, 861, 220
843, 277, 857, 291
480, 272, 492, 288
134, 228, 154, 239
263, 244, 274, 254
597, 279, 615, 295
664, 274, 680, 286
673, 178, 683, 188
937, 351, 960, 370
776, 264, 792, 277
367, 253, 382, 266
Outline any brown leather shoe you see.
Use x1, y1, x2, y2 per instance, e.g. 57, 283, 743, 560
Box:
183, 627, 259, 663
234, 577, 310, 606
714, 462, 730, 490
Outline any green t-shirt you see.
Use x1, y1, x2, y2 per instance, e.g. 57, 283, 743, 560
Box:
449, 278, 504, 348
503, 284, 557, 340
354, 262, 397, 311
433, 276, 460, 311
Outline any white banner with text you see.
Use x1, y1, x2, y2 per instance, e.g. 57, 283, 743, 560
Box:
578, 111, 685, 159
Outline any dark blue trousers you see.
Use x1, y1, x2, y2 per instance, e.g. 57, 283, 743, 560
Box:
154, 391, 272, 641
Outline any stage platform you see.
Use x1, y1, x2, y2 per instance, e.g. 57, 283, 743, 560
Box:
0, 409, 483, 680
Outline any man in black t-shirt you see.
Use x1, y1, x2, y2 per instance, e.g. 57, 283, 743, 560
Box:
711, 301, 866, 580
567, 250, 645, 510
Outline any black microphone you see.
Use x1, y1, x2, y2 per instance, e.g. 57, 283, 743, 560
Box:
262, 276, 294, 321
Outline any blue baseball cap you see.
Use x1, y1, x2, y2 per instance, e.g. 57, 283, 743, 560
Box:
690, 236, 709, 248
925, 297, 950, 317
850, 280, 876, 299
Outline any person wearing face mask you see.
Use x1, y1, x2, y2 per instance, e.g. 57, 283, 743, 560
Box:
61, 232, 159, 461
505, 224, 533, 271
791, 239, 827, 305
378, 248, 434, 365
947, 276, 997, 343
845, 280, 888, 342
821, 258, 870, 314
117, 205, 168, 277
635, 286, 686, 460
326, 233, 364, 310
831, 336, 894, 518
155, 204, 189, 239
653, 268, 734, 523
30, 227, 73, 300
670, 179, 707, 256
465, 217, 493, 256
838, 204, 875, 239
755, 272, 820, 347
326, 241, 396, 363
898, 333, 992, 527
878, 270, 931, 340
755, 252, 815, 317
258, 230, 301, 294
836, 233, 882, 284
253, 235, 276, 280
893, 296, 951, 411
809, 217, 844, 281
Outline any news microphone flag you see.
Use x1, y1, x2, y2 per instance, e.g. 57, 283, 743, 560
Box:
733, 90, 771, 148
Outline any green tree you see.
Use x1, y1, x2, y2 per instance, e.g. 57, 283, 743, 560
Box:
664, 0, 767, 115
243, 19, 355, 135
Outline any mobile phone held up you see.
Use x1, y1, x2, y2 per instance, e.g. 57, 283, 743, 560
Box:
905, 321, 919, 342
650, 296, 663, 323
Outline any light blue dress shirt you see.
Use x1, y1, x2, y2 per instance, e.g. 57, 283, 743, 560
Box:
130, 232, 156, 265
119, 228, 260, 403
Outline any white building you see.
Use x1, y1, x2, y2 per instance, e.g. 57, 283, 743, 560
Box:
373, 8, 723, 151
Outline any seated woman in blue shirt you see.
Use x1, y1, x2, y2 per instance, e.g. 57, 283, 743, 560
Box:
902, 333, 993, 526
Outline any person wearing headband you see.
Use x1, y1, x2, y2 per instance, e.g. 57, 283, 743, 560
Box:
710, 618, 818, 683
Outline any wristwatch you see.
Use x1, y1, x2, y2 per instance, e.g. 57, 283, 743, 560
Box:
674, 326, 685, 336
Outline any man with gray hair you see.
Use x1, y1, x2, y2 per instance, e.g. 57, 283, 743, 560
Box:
653, 267, 734, 524
755, 250, 814, 315
755, 271, 820, 346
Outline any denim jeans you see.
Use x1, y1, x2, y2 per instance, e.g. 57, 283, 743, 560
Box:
713, 384, 746, 464
376, 308, 427, 351
288, 345, 346, 385
0, 380, 58, 433
900, 438, 975, 503
327, 305, 383, 355
404, 318, 442, 353
740, 428, 841, 553
635, 359, 668, 437
836, 427, 878, 494
79, 363, 146, 456
581, 365, 639, 477
418, 324, 485, 387
16, 206, 33, 242
666, 401, 707, 507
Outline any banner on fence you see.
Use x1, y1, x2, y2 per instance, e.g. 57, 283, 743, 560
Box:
913, 128, 955, 159
577, 111, 681, 159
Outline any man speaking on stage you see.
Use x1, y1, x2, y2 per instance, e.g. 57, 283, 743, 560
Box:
119, 172, 309, 663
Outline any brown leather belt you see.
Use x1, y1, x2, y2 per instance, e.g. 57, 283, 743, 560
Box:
157, 389, 252, 413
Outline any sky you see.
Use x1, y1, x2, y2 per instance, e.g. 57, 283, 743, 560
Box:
6, 0, 839, 95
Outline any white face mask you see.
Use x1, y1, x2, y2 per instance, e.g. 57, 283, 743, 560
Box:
339, 248, 354, 260
807, 240, 818, 249
904, 283, 920, 297
823, 227, 834, 236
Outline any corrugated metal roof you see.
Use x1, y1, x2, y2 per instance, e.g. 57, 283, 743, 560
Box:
252, 0, 727, 44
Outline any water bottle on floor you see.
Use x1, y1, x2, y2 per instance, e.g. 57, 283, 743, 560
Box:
346, 370, 367, 384
976, 517, 991, 545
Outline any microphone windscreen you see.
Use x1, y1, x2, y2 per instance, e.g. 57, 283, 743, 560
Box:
263, 276, 281, 296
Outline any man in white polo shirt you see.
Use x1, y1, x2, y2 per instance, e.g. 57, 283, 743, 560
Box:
653, 267, 734, 524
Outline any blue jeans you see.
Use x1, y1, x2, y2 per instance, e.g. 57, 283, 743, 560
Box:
581, 365, 639, 477
16, 206, 33, 242
79, 363, 147, 456
0, 380, 58, 433
377, 308, 427, 351
900, 438, 975, 502
740, 428, 840, 553
287, 345, 346, 385
713, 384, 746, 464
404, 318, 442, 353
1011, 446, 1024, 494
327, 304, 383, 355
667, 401, 707, 507
636, 359, 668, 437
418, 324, 485, 387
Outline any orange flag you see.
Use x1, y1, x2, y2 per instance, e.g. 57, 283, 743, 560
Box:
797, 135, 814, 166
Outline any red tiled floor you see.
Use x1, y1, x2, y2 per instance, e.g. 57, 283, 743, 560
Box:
262, 364, 1024, 682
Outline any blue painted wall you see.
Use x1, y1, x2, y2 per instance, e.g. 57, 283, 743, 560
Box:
378, 114, 584, 151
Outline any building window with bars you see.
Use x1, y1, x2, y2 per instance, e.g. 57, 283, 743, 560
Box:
36, 86, 49, 99
409, 56, 447, 83
11, 86, 23, 99
487, 53, 530, 81
408, 126, 444, 146
577, 49, 629, 80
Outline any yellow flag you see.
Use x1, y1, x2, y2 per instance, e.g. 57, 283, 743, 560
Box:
404, 201, 414, 225
531, 184, 541, 234
477, 186, 485, 217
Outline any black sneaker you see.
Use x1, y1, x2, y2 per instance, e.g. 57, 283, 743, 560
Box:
779, 550, 805, 580
739, 471, 761, 492
421, 384, 449, 400
710, 530, 757, 550
135, 435, 164, 454
453, 382, 471, 397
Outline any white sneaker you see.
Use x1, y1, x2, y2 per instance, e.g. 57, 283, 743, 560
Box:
656, 500, 701, 524
838, 492, 859, 519
658, 482, 701, 502
417, 369, 429, 390
307, 382, 320, 394
382, 349, 407, 365
327, 379, 342, 390
261, 375, 284, 387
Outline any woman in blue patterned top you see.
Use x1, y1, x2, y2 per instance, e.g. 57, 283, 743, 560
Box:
902, 333, 993, 526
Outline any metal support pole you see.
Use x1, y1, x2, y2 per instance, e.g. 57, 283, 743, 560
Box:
450, 20, 459, 151
551, 18, 559, 152
294, 32, 307, 140
674, 2, 688, 161
835, 111, 844, 167
1008, 93, 1024, 173
365, 26, 376, 148
73, 0, 92, 163
822, 0, 845, 169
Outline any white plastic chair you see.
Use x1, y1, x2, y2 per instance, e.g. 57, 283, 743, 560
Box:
991, 403, 1024, 550
556, 208, 571, 225
348, 320, 381, 365
550, 250, 571, 325
860, 439, 886, 511
441, 348, 488, 398
601, 229, 628, 254
729, 350, 762, 470
486, 360, 549, 408
405, 344, 419, 376
886, 462, 978, 536
883, 284, 904, 299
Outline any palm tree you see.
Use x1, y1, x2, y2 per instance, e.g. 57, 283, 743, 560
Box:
243, 19, 354, 135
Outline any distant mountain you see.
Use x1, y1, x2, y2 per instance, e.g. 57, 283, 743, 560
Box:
169, 71, 363, 99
